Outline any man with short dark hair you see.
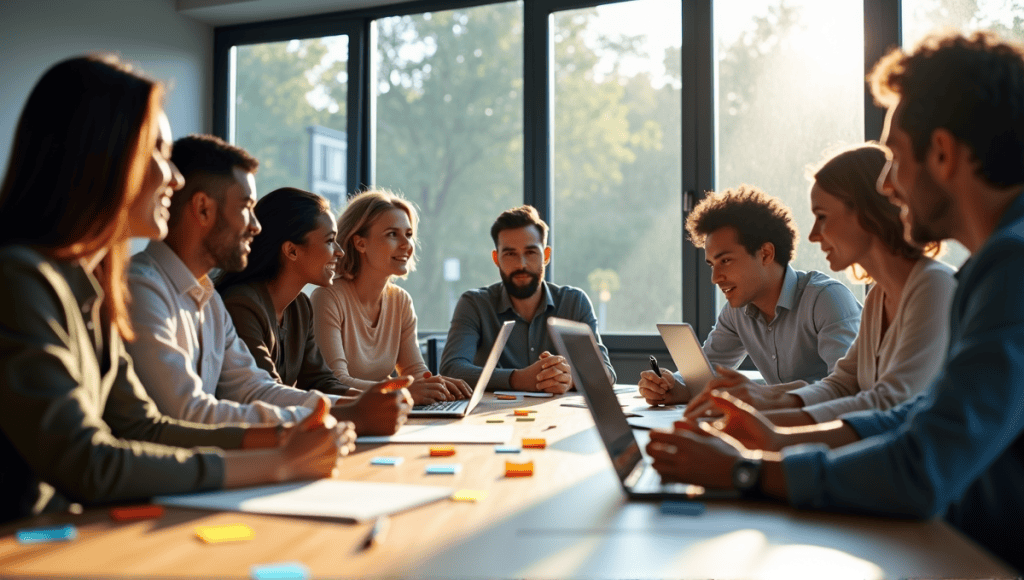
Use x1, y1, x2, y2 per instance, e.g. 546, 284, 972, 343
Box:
647, 31, 1024, 572
640, 185, 862, 406
440, 205, 615, 392
127, 134, 410, 434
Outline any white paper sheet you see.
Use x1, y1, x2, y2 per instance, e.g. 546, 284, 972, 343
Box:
154, 479, 453, 522
493, 391, 554, 398
356, 424, 513, 444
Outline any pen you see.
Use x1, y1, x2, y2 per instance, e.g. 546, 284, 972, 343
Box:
361, 516, 390, 550
649, 355, 662, 376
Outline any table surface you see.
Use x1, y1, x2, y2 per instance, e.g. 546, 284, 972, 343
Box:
0, 388, 1016, 579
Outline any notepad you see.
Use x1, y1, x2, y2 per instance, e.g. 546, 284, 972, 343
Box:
16, 524, 76, 545
451, 490, 487, 502
196, 523, 254, 544
156, 480, 454, 522
426, 464, 460, 475
251, 562, 310, 580
357, 424, 513, 444
370, 456, 404, 466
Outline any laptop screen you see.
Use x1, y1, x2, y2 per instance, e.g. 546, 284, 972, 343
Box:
547, 318, 642, 482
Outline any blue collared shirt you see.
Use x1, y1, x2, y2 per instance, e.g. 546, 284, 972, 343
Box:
782, 193, 1024, 572
439, 281, 615, 389
698, 266, 862, 386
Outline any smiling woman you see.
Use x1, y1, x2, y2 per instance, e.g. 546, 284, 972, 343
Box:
311, 190, 474, 405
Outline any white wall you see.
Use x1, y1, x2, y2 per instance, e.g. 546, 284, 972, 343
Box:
0, 0, 213, 176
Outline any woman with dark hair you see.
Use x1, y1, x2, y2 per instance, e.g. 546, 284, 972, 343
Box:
686, 143, 957, 425
217, 187, 411, 435
0, 55, 352, 524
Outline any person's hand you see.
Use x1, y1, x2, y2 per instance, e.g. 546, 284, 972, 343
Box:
678, 390, 785, 452
277, 396, 356, 481
646, 423, 746, 489
407, 372, 458, 405
332, 376, 414, 436
509, 351, 572, 394
428, 372, 474, 399
685, 367, 800, 418
638, 369, 688, 405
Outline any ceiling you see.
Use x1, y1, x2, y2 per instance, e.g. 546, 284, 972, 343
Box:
175, 0, 417, 26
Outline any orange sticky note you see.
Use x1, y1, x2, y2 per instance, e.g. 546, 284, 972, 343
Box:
195, 523, 254, 544
430, 445, 456, 457
522, 438, 546, 449
496, 394, 517, 400
110, 505, 164, 522
451, 489, 488, 502
513, 409, 535, 416
505, 461, 534, 477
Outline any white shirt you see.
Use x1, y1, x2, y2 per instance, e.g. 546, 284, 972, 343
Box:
126, 241, 338, 425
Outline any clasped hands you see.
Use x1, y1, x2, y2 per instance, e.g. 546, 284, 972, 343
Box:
509, 351, 573, 394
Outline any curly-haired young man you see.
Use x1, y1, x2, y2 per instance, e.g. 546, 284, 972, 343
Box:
639, 185, 861, 407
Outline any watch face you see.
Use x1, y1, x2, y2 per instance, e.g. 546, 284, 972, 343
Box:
736, 466, 756, 487
733, 459, 762, 492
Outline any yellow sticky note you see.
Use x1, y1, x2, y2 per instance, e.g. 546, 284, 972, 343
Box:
195, 523, 254, 544
522, 438, 546, 449
505, 461, 534, 477
451, 489, 488, 502
485, 418, 504, 423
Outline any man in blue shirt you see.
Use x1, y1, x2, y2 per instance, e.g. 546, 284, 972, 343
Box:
440, 205, 615, 392
640, 186, 862, 405
647, 31, 1024, 572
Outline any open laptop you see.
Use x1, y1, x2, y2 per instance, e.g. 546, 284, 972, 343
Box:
409, 320, 515, 418
657, 322, 717, 400
548, 317, 737, 500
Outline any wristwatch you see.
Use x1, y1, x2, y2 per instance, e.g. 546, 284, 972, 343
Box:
732, 458, 763, 496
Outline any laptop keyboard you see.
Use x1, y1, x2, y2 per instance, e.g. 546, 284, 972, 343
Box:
414, 400, 467, 412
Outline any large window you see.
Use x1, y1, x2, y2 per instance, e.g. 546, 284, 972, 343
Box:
552, 0, 683, 334
231, 35, 349, 210
714, 0, 866, 311
373, 2, 524, 332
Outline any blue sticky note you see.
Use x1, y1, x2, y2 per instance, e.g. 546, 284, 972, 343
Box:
425, 464, 460, 475
251, 562, 310, 580
371, 456, 404, 466
660, 501, 706, 516
494, 446, 521, 453
16, 524, 77, 544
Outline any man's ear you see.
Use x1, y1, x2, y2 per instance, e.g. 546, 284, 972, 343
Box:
928, 128, 960, 182
543, 246, 552, 265
282, 241, 298, 262
492, 249, 500, 267
192, 191, 216, 226
759, 242, 775, 266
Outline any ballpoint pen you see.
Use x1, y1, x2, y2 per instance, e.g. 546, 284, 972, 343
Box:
361, 516, 390, 550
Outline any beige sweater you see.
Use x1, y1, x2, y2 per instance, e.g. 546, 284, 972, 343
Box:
311, 280, 429, 390
790, 258, 957, 422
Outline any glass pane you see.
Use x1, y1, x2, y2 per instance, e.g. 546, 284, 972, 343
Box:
233, 36, 349, 210
552, 0, 683, 334
901, 0, 1024, 269
715, 0, 865, 312
374, 3, 524, 332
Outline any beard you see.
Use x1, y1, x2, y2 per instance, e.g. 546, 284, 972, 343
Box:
905, 167, 954, 246
204, 210, 251, 273
500, 268, 541, 299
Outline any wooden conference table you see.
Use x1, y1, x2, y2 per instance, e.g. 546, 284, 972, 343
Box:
0, 388, 1016, 579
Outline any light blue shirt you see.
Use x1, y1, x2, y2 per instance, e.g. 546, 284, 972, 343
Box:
782, 193, 1024, 572
696, 266, 862, 386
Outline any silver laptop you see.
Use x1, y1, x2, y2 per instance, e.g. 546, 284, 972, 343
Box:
657, 322, 717, 400
548, 317, 737, 500
409, 320, 515, 418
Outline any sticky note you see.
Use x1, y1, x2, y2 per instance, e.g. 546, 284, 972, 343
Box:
426, 464, 460, 475
196, 523, 254, 544
505, 461, 534, 477
485, 418, 504, 423
522, 438, 546, 449
371, 456, 404, 466
515, 417, 535, 422
16, 524, 77, 545
251, 562, 311, 580
429, 445, 456, 457
494, 445, 521, 453
513, 409, 535, 416
660, 501, 706, 516
495, 394, 518, 400
450, 489, 488, 502
110, 505, 165, 521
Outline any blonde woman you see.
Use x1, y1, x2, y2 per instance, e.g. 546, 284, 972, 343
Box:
312, 190, 472, 405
